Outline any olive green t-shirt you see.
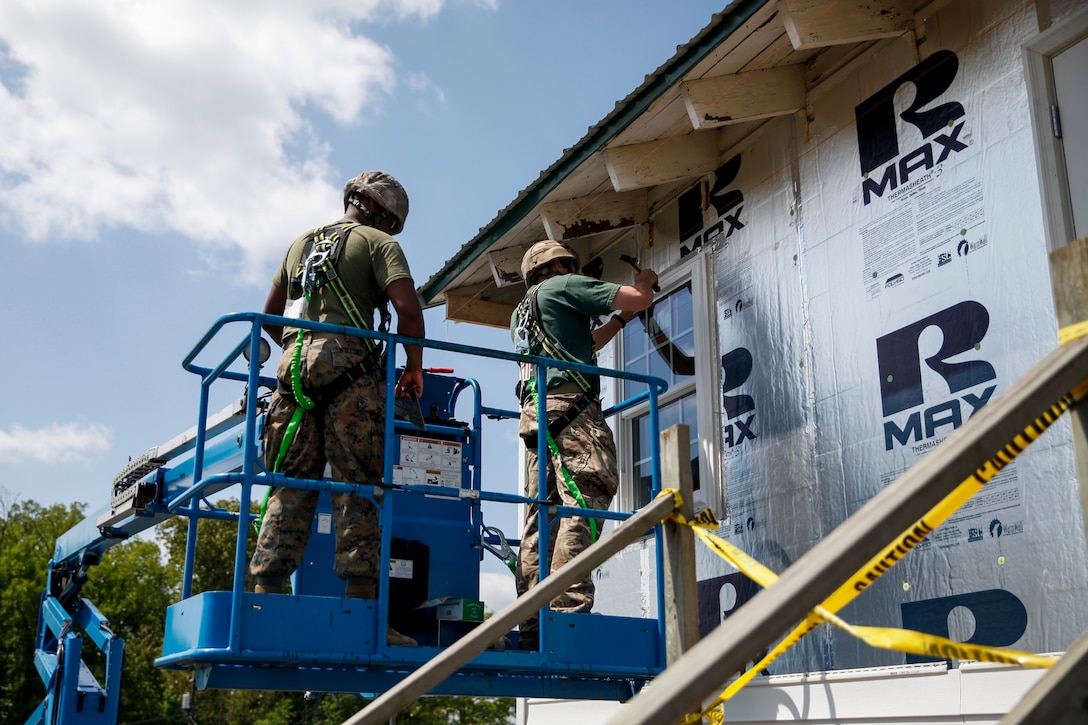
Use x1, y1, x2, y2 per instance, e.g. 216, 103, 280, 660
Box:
274, 222, 412, 345
511, 273, 620, 390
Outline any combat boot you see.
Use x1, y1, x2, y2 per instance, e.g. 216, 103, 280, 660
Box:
255, 577, 283, 594
386, 628, 420, 647
344, 582, 377, 599
345, 581, 420, 647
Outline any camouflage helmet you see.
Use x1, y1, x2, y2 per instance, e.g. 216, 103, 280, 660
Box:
520, 240, 579, 283
343, 171, 409, 234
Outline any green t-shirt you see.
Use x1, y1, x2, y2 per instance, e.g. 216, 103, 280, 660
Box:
274, 222, 412, 344
511, 273, 620, 390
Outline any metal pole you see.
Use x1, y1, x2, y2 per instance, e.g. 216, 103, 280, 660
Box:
606, 336, 1088, 725
341, 491, 680, 725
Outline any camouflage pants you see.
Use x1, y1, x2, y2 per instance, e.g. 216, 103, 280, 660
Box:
249, 333, 385, 582
516, 390, 618, 634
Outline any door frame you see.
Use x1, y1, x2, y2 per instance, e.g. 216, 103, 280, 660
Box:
1024, 7, 1088, 251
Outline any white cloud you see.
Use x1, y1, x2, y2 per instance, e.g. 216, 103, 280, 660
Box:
0, 422, 114, 464
406, 71, 447, 113
480, 570, 517, 614
0, 0, 456, 283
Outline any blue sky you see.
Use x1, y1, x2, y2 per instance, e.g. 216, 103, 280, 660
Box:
0, 0, 724, 604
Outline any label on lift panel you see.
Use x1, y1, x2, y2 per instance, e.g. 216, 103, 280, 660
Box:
393, 466, 452, 487
389, 558, 414, 579
394, 436, 463, 488
317, 513, 332, 534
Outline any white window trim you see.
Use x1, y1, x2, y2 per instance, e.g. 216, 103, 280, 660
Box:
613, 251, 721, 514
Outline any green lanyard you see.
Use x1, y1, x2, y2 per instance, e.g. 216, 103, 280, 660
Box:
527, 378, 598, 543
254, 227, 378, 534
254, 328, 316, 534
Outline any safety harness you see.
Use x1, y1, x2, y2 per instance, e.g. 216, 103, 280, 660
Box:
255, 222, 389, 532
513, 284, 601, 541
513, 284, 599, 423
287, 221, 390, 362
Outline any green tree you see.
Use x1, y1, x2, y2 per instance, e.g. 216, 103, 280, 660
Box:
396, 696, 515, 724
83, 536, 183, 723
0, 492, 188, 724
159, 498, 258, 594
0, 493, 513, 724
247, 693, 515, 725
0, 496, 86, 723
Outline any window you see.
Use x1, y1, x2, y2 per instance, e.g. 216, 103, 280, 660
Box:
631, 393, 699, 510
617, 255, 717, 511
622, 283, 695, 399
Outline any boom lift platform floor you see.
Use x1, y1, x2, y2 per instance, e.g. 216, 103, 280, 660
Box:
159, 594, 660, 699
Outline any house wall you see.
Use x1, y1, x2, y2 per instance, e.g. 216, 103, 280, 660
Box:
520, 661, 1050, 725
593, 0, 1088, 677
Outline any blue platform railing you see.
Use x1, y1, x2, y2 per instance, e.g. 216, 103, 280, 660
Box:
33, 310, 670, 723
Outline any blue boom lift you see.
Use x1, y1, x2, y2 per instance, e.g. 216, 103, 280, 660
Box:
28, 312, 670, 724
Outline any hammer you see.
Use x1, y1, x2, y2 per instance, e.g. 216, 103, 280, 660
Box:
619, 254, 661, 292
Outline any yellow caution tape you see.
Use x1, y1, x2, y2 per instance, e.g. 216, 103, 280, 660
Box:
833, 621, 1055, 668
721, 381, 1086, 703
666, 376, 1088, 722
1059, 320, 1088, 346
672, 521, 1056, 722
690, 507, 720, 528
688, 523, 1056, 662
657, 487, 682, 508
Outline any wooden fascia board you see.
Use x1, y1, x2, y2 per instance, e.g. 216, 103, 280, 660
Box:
778, 0, 913, 49
681, 64, 805, 129
444, 293, 517, 330
540, 189, 649, 241
603, 132, 721, 192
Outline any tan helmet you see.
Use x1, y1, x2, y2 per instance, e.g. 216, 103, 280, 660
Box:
520, 240, 579, 283
343, 171, 409, 234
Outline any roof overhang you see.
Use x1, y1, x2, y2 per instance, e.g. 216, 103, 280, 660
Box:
420, 0, 923, 327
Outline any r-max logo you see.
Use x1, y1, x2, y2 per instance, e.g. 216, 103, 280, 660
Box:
681, 154, 745, 259
855, 50, 967, 206
722, 347, 757, 449
876, 301, 997, 451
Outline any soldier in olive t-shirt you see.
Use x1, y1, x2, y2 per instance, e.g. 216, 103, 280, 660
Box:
250, 171, 425, 648
511, 240, 658, 651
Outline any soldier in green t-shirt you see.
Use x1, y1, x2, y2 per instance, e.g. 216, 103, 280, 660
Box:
250, 171, 425, 647
512, 240, 658, 651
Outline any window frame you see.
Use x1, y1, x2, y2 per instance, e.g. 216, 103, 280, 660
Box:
614, 252, 720, 514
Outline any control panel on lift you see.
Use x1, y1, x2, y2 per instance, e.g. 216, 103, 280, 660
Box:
292, 369, 484, 646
